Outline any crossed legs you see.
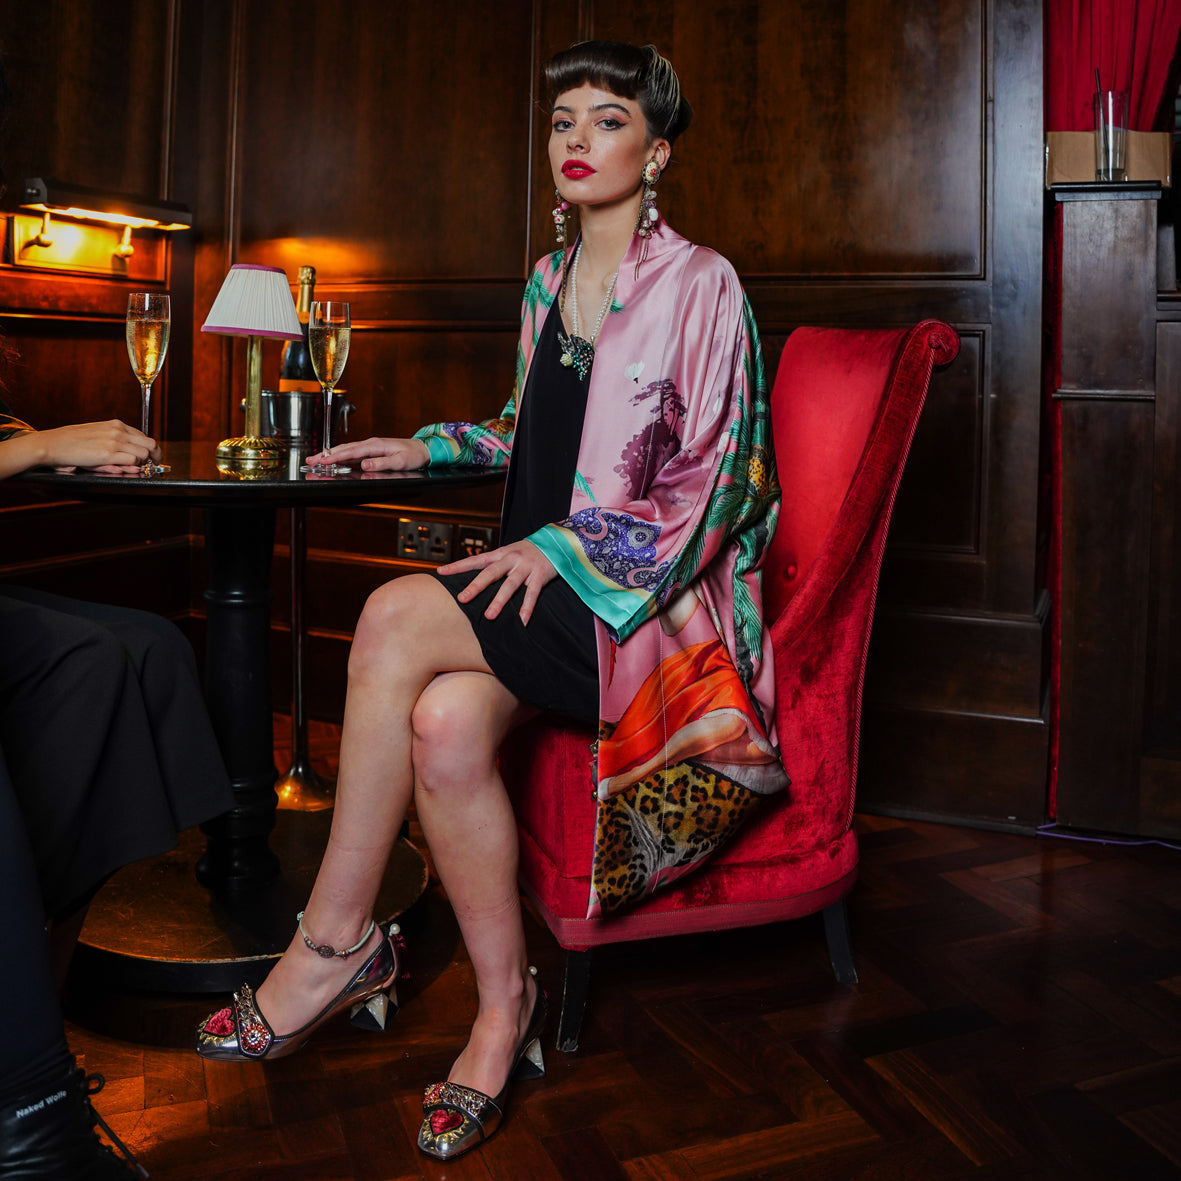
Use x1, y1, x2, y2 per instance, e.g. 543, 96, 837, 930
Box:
253, 573, 539, 1096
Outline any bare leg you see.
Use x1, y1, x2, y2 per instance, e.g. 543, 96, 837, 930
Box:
411, 672, 539, 1098
254, 575, 497, 1034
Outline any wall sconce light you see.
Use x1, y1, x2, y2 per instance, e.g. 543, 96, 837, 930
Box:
9, 176, 191, 272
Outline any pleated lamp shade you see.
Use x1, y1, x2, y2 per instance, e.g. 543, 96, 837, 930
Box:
205, 264, 302, 470
201, 264, 302, 340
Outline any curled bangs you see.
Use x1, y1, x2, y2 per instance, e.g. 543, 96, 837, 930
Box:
545, 42, 650, 110
544, 41, 692, 144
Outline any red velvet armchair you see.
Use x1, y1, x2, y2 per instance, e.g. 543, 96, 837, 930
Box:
501, 319, 960, 1050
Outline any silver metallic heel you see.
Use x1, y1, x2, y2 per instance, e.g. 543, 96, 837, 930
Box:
348, 923, 403, 1030
350, 986, 396, 1031
514, 1036, 545, 1081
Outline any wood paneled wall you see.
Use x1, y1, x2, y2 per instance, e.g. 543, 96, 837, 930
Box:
1049, 186, 1181, 841
0, 1, 192, 619
1, 0, 1051, 828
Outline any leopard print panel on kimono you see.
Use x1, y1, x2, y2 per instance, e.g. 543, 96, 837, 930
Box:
589, 760, 760, 913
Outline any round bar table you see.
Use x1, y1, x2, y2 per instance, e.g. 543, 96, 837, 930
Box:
15, 443, 503, 991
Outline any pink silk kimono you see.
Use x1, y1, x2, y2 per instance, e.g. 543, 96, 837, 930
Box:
416, 221, 791, 916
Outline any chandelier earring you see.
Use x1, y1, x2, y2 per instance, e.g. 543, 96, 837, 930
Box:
552, 189, 571, 247
635, 159, 661, 275
637, 159, 661, 238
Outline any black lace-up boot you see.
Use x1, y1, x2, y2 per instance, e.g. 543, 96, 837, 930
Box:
0, 1066, 146, 1179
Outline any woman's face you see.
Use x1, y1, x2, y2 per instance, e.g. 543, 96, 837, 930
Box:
549, 84, 669, 214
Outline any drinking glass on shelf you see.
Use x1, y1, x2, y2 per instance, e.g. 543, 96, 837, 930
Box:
301, 301, 352, 475
125, 292, 171, 475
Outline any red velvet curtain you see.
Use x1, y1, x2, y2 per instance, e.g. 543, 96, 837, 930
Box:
1045, 0, 1181, 131
1043, 0, 1181, 818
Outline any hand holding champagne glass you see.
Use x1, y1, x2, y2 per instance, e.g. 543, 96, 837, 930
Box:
126, 292, 171, 475
301, 301, 351, 475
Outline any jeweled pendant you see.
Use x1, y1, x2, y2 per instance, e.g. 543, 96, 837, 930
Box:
558, 332, 594, 380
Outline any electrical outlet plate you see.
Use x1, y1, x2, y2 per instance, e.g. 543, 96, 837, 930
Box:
396, 518, 453, 563
457, 526, 495, 557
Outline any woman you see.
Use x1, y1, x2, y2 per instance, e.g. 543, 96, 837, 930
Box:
195, 41, 789, 1162
0, 405, 236, 1179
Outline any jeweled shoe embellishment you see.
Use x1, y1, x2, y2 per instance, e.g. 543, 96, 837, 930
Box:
234, 986, 274, 1057
202, 1008, 235, 1037
423, 1082, 488, 1118
430, 1110, 464, 1135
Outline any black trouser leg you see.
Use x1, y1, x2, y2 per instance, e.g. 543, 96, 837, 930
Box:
0, 755, 71, 1105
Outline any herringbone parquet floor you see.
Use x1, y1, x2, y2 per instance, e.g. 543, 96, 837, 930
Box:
63, 719, 1181, 1180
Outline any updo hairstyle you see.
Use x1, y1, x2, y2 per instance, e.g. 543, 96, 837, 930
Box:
544, 41, 693, 145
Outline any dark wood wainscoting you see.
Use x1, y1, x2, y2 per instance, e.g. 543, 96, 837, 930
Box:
1047, 188, 1181, 842
0, 0, 192, 630
0, 495, 193, 623
1150, 319, 1181, 773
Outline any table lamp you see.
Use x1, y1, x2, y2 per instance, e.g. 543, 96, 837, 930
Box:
202, 264, 302, 471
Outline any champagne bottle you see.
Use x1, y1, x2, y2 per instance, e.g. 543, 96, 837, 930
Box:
279, 265, 319, 392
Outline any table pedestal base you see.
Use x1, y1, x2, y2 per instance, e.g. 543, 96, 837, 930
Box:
276, 754, 336, 812
73, 812, 428, 993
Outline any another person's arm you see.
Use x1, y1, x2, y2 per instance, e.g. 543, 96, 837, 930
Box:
0, 418, 161, 479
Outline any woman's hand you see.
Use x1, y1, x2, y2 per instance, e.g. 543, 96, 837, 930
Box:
0, 420, 160, 478
305, 437, 430, 472
438, 539, 558, 624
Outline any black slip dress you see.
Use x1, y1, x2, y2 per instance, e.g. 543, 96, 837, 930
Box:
433, 304, 599, 725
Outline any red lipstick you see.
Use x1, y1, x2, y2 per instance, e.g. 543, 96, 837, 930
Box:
562, 160, 595, 178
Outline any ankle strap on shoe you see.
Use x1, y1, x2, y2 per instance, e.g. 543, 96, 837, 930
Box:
297, 912, 376, 959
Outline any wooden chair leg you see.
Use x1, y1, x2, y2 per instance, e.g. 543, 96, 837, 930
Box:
822, 899, 858, 984
556, 948, 592, 1052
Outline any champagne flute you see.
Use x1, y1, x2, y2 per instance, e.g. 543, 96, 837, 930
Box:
300, 301, 351, 475
125, 292, 171, 475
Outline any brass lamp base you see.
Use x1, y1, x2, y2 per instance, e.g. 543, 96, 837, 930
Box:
216, 435, 286, 476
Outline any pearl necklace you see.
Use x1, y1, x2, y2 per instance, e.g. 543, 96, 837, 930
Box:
559, 244, 618, 380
